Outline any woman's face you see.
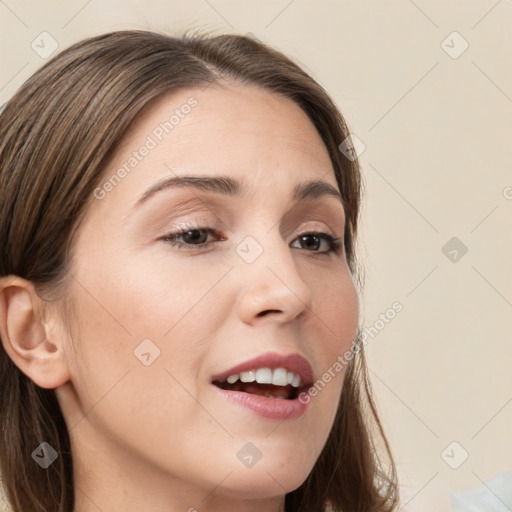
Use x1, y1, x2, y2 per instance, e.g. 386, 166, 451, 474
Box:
55, 82, 359, 508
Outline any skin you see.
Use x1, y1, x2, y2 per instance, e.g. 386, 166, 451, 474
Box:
0, 82, 359, 512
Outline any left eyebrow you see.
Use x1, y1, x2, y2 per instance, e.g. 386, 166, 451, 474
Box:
131, 174, 344, 212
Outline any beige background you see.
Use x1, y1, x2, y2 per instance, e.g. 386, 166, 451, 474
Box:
1, 1, 511, 510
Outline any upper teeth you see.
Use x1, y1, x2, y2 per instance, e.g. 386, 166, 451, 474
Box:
225, 368, 302, 388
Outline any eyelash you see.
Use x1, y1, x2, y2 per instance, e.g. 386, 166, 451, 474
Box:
161, 222, 343, 256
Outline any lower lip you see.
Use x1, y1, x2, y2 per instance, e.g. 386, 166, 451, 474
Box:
211, 385, 309, 420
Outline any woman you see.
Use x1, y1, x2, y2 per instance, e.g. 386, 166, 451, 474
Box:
0, 29, 398, 512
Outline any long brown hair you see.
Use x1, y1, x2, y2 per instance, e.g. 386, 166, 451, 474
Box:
0, 29, 398, 511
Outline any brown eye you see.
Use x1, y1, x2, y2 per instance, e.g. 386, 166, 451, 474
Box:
162, 225, 221, 250
291, 232, 343, 254
176, 229, 209, 245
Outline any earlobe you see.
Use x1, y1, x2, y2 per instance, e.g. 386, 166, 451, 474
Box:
0, 275, 71, 389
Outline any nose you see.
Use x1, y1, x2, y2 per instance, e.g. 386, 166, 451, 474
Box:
235, 234, 314, 325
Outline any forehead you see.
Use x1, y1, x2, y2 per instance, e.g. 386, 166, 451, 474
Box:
94, 82, 338, 213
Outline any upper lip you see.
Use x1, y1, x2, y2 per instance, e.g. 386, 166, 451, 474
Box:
210, 351, 314, 388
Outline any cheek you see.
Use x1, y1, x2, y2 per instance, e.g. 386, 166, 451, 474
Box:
72, 237, 223, 339
65, 245, 226, 400
63, 261, 216, 445
103, 246, 232, 338
314, 269, 359, 354
306, 270, 359, 412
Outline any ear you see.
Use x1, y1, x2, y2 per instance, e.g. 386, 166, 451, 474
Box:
0, 275, 71, 389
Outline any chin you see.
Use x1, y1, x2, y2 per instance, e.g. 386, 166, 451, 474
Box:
217, 455, 313, 499
221, 471, 308, 500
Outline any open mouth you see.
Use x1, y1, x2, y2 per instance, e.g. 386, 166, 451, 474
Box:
212, 380, 301, 400
210, 356, 314, 405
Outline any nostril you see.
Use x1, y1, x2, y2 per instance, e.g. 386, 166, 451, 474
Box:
257, 309, 281, 317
